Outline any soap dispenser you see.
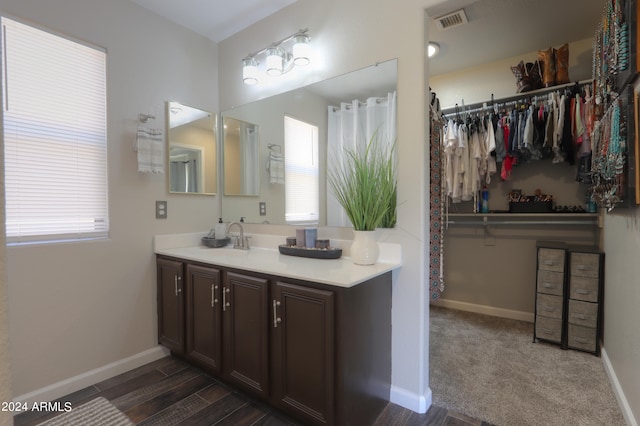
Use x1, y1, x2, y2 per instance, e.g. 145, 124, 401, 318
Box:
215, 218, 226, 239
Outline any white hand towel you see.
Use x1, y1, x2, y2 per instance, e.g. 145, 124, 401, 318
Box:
136, 125, 164, 173
268, 152, 284, 184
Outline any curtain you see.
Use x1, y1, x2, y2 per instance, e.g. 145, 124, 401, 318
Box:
327, 91, 397, 227
170, 159, 198, 192
241, 125, 259, 195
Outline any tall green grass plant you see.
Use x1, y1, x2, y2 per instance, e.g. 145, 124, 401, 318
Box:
328, 135, 397, 231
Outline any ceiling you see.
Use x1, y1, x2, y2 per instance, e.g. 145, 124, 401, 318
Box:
131, 0, 604, 77
427, 0, 603, 76
130, 0, 298, 42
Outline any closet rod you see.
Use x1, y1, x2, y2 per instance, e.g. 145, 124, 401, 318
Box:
446, 220, 598, 226
440, 79, 592, 116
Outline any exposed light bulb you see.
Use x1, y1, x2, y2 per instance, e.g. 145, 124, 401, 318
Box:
428, 42, 440, 58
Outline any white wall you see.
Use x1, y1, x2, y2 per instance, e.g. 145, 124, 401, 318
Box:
218, 0, 436, 412
601, 87, 640, 426
431, 38, 594, 109
1, 0, 220, 397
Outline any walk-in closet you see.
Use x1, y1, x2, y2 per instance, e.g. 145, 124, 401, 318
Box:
426, 0, 638, 424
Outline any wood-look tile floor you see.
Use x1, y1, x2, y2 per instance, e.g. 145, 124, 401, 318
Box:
14, 356, 488, 426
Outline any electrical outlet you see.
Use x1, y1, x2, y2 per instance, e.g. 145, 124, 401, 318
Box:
259, 202, 266, 216
156, 201, 167, 219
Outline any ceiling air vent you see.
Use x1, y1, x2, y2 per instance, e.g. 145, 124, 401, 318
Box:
434, 9, 468, 31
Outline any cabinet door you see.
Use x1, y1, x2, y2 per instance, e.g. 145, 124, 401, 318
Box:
272, 281, 334, 425
157, 257, 184, 354
185, 264, 222, 373
223, 272, 269, 398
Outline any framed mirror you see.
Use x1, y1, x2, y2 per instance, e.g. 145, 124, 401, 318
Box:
167, 101, 217, 195
223, 117, 260, 196
220, 58, 397, 225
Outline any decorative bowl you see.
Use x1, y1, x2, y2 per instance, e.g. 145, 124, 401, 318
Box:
201, 237, 231, 248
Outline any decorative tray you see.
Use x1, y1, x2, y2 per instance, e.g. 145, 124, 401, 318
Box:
202, 237, 231, 248
278, 245, 342, 259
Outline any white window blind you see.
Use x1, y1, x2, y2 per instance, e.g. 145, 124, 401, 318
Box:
284, 115, 319, 225
2, 17, 108, 243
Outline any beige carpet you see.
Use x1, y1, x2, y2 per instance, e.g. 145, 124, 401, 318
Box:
36, 397, 133, 426
429, 305, 626, 426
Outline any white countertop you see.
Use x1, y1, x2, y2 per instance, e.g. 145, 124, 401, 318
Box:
154, 232, 401, 288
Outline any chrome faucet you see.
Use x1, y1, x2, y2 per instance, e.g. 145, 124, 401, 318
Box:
227, 222, 250, 250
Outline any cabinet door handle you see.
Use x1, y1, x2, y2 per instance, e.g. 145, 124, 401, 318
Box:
174, 275, 182, 296
223, 287, 230, 311
211, 284, 219, 308
273, 300, 281, 328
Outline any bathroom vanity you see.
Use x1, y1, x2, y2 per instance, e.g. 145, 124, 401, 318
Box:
155, 234, 400, 425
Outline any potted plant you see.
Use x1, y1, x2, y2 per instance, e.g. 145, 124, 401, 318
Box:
327, 134, 397, 264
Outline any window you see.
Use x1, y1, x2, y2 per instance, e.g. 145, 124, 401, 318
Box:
284, 116, 319, 225
2, 17, 108, 243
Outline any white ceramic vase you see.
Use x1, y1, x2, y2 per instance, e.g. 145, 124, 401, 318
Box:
351, 230, 379, 265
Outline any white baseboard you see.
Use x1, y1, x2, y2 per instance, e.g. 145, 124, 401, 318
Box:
13, 346, 170, 408
390, 385, 432, 414
433, 298, 534, 323
601, 347, 638, 426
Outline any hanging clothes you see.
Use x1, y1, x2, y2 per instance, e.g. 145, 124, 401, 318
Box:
429, 95, 445, 301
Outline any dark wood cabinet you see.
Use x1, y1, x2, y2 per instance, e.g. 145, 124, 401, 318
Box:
156, 255, 391, 425
272, 281, 334, 424
157, 257, 185, 354
185, 264, 222, 373
223, 272, 269, 398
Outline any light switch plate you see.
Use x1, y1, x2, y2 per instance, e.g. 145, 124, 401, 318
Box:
156, 201, 167, 219
259, 202, 266, 216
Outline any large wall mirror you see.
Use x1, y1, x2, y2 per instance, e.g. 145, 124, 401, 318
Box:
221, 58, 397, 225
167, 101, 217, 195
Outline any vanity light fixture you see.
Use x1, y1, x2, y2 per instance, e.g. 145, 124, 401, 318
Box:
242, 28, 311, 85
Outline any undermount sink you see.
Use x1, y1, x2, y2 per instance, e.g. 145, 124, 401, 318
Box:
203, 247, 249, 257
193, 246, 249, 256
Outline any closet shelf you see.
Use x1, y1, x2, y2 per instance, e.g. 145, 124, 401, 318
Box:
446, 213, 600, 227
440, 79, 592, 115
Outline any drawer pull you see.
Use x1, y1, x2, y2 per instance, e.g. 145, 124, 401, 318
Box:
223, 287, 230, 311
211, 284, 219, 308
272, 300, 282, 328
174, 275, 182, 296
572, 313, 588, 320
575, 289, 590, 295
574, 337, 590, 344
542, 283, 556, 289
543, 260, 555, 266
576, 264, 589, 271
541, 328, 555, 335
541, 305, 556, 312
